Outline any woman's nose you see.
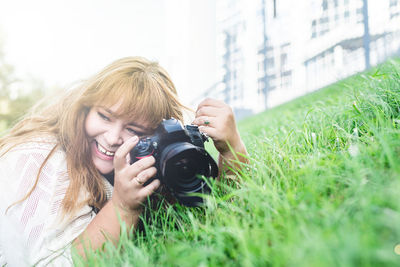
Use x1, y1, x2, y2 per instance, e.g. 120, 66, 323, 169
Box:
104, 127, 124, 147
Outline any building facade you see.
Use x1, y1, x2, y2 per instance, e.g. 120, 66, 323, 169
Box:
205, 0, 400, 119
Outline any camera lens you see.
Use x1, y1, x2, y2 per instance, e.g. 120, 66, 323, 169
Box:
168, 152, 209, 191
159, 143, 215, 204
173, 158, 196, 182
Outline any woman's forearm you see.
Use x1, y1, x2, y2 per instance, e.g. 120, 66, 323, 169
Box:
73, 200, 140, 257
218, 140, 248, 176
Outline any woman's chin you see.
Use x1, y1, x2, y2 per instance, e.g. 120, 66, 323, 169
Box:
92, 157, 114, 175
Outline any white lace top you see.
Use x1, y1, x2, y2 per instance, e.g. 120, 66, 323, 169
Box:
0, 139, 113, 266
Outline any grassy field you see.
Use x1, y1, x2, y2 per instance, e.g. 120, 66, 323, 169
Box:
74, 59, 400, 266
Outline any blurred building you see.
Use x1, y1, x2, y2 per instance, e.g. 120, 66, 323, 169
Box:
193, 0, 400, 120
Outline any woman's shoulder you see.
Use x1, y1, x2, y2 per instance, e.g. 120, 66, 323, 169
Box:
9, 135, 59, 151
0, 135, 66, 179
2, 135, 63, 158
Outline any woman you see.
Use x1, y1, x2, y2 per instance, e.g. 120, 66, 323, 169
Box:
0, 57, 247, 266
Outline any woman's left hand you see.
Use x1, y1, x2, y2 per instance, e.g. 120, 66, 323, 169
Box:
192, 98, 247, 159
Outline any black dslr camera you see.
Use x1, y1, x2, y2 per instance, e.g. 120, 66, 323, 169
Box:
130, 118, 218, 207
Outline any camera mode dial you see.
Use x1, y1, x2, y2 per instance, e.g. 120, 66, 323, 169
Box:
130, 137, 154, 162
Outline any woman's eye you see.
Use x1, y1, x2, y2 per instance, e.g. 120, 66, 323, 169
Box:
127, 128, 138, 135
127, 128, 146, 137
97, 112, 110, 121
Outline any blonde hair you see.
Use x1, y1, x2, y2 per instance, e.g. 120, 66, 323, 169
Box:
1, 56, 188, 216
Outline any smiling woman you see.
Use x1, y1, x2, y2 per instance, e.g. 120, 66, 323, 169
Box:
0, 56, 248, 266
85, 104, 155, 174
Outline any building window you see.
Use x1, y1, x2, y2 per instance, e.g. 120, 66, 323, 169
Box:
280, 43, 290, 71
311, 19, 317, 38
281, 70, 292, 88
319, 16, 329, 35
390, 0, 399, 18
334, 0, 339, 7
266, 57, 275, 68
322, 0, 328, 10
268, 74, 277, 90
344, 10, 350, 22
280, 53, 288, 69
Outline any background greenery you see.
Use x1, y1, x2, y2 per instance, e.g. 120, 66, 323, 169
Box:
0, 42, 46, 134
72, 59, 400, 266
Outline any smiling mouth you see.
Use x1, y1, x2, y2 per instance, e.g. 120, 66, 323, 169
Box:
96, 141, 115, 156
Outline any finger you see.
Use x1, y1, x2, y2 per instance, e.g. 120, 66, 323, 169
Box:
139, 178, 161, 198
195, 106, 220, 117
198, 125, 219, 140
132, 166, 157, 185
197, 98, 226, 110
114, 136, 139, 169
192, 116, 214, 127
127, 156, 156, 178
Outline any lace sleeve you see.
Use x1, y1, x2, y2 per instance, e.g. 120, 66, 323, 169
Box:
0, 141, 96, 266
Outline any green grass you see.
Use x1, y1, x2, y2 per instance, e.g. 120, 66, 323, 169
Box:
74, 59, 400, 266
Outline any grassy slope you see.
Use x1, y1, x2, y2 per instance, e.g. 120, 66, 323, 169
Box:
74, 59, 400, 266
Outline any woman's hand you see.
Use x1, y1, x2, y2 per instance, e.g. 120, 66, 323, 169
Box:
74, 136, 159, 254
111, 136, 160, 215
192, 98, 247, 165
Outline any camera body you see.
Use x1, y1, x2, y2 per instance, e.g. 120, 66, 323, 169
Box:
130, 118, 218, 206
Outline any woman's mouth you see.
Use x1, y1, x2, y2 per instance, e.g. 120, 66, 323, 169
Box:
96, 141, 115, 156
92, 141, 116, 161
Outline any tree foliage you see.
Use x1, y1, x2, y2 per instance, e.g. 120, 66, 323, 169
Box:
0, 41, 45, 133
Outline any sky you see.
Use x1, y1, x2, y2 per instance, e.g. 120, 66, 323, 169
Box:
0, 0, 217, 107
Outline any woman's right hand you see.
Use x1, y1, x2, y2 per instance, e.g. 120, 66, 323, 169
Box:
111, 136, 160, 215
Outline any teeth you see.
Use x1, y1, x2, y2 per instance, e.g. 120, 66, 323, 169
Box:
97, 142, 115, 156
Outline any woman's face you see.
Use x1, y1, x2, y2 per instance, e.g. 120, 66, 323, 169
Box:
85, 102, 153, 174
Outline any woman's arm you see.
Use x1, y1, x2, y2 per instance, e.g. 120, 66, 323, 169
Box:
73, 136, 160, 256
217, 138, 248, 176
192, 98, 249, 177
72, 200, 139, 253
